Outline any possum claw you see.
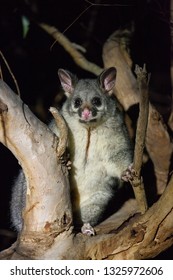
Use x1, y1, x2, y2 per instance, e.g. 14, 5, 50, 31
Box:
121, 163, 136, 182
59, 153, 71, 169
81, 223, 95, 236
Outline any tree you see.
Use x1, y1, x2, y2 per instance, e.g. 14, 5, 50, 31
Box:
0, 0, 173, 259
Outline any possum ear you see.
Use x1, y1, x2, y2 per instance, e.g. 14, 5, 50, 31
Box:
98, 67, 117, 94
58, 69, 77, 97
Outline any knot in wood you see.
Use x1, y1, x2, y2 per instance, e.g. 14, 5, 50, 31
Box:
131, 224, 146, 243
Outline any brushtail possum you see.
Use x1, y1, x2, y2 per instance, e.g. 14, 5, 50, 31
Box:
11, 67, 133, 235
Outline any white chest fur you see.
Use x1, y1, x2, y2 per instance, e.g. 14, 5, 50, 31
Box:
65, 115, 128, 209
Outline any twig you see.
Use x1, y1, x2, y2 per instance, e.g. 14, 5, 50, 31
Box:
39, 23, 103, 76
134, 64, 150, 173
0, 50, 20, 96
130, 64, 150, 214
0, 65, 3, 79
49, 107, 68, 158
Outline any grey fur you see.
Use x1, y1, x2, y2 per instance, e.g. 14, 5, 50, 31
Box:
10, 170, 26, 231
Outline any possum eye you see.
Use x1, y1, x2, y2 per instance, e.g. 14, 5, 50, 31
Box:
92, 97, 102, 107
74, 97, 82, 108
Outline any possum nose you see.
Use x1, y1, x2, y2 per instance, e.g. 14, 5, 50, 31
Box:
82, 108, 92, 120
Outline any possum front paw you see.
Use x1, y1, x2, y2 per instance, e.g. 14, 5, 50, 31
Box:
59, 152, 71, 170
121, 163, 136, 182
81, 223, 95, 236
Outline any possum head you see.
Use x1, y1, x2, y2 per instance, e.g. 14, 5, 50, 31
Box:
58, 67, 117, 126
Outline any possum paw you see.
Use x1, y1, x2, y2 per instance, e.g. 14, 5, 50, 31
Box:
121, 163, 136, 182
59, 153, 71, 170
81, 223, 95, 236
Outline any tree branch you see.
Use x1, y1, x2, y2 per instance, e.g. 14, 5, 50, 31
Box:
103, 33, 139, 110
129, 64, 149, 214
86, 174, 173, 260
0, 80, 73, 258
39, 23, 103, 75
49, 107, 68, 158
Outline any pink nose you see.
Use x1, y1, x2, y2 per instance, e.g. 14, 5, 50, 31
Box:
82, 108, 92, 120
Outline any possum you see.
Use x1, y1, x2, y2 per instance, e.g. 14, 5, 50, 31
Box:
11, 67, 133, 235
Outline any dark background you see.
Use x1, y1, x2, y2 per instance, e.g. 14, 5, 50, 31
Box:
0, 0, 172, 258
